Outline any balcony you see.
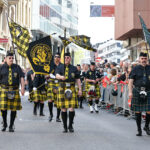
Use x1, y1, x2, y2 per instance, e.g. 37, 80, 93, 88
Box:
8, 0, 19, 5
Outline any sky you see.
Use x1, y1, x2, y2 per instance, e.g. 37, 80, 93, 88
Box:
78, 0, 115, 44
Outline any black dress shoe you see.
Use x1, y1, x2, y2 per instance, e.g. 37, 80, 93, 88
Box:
63, 128, 68, 133
68, 127, 74, 133
95, 110, 99, 113
143, 127, 150, 135
1, 124, 7, 132
33, 111, 37, 116
136, 131, 142, 136
1, 127, 7, 132
40, 113, 45, 116
49, 116, 53, 122
56, 118, 61, 122
9, 127, 14, 132
90, 111, 93, 113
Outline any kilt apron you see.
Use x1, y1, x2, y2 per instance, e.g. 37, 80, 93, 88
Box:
131, 88, 150, 112
0, 88, 22, 111
57, 82, 78, 109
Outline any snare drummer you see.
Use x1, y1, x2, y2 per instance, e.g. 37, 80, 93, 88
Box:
86, 62, 102, 113
0, 51, 25, 132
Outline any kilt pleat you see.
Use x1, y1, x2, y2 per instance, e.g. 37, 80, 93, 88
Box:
33, 90, 47, 102
86, 82, 101, 98
57, 83, 78, 109
0, 88, 22, 111
131, 88, 150, 112
47, 79, 59, 107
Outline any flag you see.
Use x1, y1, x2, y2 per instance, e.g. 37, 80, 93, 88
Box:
59, 36, 71, 64
90, 5, 101, 17
9, 21, 30, 57
59, 36, 71, 47
60, 47, 65, 64
26, 36, 54, 75
69, 35, 97, 52
139, 15, 150, 47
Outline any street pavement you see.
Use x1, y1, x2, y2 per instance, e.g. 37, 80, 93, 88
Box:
0, 94, 149, 150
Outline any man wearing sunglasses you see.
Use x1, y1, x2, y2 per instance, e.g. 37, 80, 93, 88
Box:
47, 52, 62, 122
0, 51, 25, 132
55, 52, 82, 133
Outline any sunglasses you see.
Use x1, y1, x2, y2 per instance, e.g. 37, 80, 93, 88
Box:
9, 57, 14, 60
55, 56, 60, 58
65, 56, 70, 59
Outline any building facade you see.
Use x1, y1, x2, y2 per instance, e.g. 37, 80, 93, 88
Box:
0, 0, 32, 68
97, 40, 122, 64
31, 0, 78, 55
0, 0, 9, 62
115, 0, 150, 61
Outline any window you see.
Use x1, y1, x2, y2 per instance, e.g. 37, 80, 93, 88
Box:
58, 0, 62, 5
67, 0, 72, 8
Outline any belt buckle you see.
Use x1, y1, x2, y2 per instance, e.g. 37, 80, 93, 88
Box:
66, 83, 71, 88
54, 80, 58, 83
9, 87, 13, 91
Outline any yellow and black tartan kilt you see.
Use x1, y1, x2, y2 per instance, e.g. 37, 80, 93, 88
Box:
131, 88, 150, 112
29, 92, 34, 101
57, 83, 79, 109
0, 88, 22, 111
33, 90, 47, 102
47, 79, 59, 106
86, 82, 101, 99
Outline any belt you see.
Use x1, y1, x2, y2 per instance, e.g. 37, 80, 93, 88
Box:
59, 82, 75, 87
48, 79, 59, 83
1, 85, 19, 90
88, 82, 97, 85
135, 87, 150, 92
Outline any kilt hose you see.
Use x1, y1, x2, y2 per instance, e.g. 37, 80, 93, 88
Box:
0, 88, 22, 111
29, 89, 34, 101
86, 82, 101, 99
57, 82, 78, 109
82, 81, 86, 98
131, 88, 150, 112
33, 90, 47, 102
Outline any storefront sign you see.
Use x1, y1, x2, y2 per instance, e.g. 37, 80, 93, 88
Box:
0, 38, 8, 43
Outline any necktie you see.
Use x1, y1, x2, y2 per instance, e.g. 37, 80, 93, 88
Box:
8, 66, 12, 85
65, 66, 69, 79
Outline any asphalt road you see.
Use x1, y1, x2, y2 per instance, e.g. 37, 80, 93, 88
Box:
0, 95, 149, 150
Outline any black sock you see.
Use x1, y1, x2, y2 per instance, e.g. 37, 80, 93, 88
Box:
33, 102, 38, 114
1, 110, 7, 127
61, 111, 67, 129
40, 103, 44, 115
57, 108, 61, 119
48, 102, 53, 116
135, 113, 141, 131
95, 100, 99, 104
10, 111, 16, 128
145, 113, 150, 128
80, 97, 83, 107
89, 100, 93, 106
69, 111, 75, 128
